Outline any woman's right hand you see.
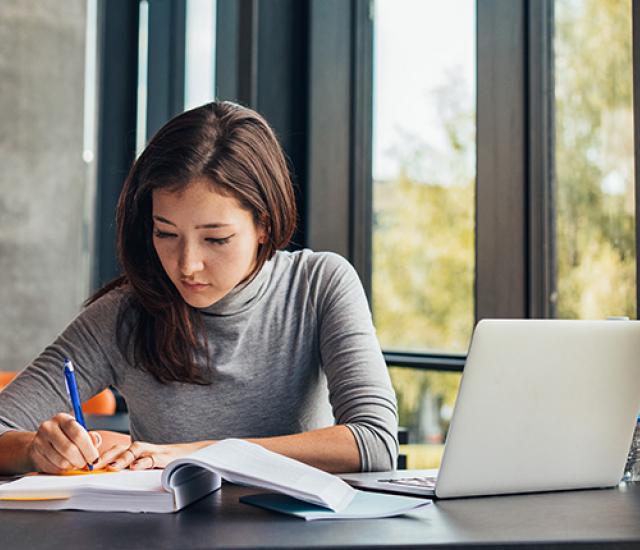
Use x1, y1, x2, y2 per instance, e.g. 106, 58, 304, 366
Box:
26, 413, 102, 474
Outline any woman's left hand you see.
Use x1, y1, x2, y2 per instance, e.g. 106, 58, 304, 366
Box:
97, 441, 201, 471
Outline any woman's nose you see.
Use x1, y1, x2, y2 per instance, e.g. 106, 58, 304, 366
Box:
178, 243, 204, 276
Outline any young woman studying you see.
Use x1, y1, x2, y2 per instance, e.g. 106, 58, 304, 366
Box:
0, 101, 398, 475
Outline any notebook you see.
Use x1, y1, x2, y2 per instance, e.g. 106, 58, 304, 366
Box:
0, 438, 427, 517
240, 491, 428, 521
341, 319, 640, 499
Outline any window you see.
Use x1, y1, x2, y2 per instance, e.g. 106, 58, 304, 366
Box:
136, 0, 149, 157
390, 367, 461, 468
553, 0, 635, 320
185, 0, 217, 110
371, 0, 475, 467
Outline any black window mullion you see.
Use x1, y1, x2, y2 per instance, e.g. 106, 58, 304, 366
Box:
527, 0, 556, 319
306, 0, 352, 258
350, 0, 374, 298
236, 0, 259, 108
255, 0, 309, 251
146, 0, 186, 140
476, 0, 528, 322
216, 0, 308, 249
93, 0, 139, 290
215, 0, 242, 103
383, 352, 465, 373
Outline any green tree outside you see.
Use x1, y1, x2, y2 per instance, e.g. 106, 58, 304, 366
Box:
372, 0, 634, 467
555, 0, 635, 319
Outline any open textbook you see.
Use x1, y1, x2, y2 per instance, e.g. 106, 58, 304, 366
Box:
0, 439, 428, 518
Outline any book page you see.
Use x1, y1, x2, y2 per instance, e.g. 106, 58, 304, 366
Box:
0, 470, 164, 499
162, 439, 356, 512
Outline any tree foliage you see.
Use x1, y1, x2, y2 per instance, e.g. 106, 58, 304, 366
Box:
555, 0, 635, 319
373, 0, 634, 447
372, 74, 474, 440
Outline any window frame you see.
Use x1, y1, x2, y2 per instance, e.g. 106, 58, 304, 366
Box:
308, 0, 640, 372
94, 0, 640, 372
93, 0, 139, 291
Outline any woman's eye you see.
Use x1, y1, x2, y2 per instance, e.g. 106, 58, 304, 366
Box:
153, 230, 176, 239
206, 236, 232, 246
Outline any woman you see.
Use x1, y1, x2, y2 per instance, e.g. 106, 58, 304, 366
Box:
0, 101, 398, 475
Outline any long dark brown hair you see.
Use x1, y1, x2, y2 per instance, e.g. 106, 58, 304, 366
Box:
88, 101, 297, 384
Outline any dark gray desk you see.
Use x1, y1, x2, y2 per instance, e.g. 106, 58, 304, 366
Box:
2, 482, 640, 549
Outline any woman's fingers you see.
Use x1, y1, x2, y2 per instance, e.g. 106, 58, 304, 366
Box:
99, 442, 191, 471
38, 416, 88, 469
106, 442, 164, 471
94, 444, 130, 470
130, 455, 155, 470
91, 432, 102, 449
31, 444, 69, 474
58, 415, 100, 466
29, 415, 112, 473
107, 446, 143, 471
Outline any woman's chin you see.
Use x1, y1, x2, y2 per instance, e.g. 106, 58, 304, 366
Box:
179, 288, 225, 309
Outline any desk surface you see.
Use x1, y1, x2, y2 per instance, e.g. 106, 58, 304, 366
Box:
2, 481, 640, 549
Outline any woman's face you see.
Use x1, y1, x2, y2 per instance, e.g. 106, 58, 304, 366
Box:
151, 178, 266, 308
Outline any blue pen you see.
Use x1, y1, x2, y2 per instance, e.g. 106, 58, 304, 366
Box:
63, 358, 93, 471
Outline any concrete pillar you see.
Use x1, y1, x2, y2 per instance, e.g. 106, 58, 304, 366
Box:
0, 1, 90, 372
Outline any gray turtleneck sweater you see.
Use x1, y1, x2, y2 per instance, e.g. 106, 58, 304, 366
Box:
0, 250, 398, 471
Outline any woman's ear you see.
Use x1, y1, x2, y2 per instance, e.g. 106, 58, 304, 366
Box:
257, 215, 270, 244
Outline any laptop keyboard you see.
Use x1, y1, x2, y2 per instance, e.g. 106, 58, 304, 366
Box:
377, 476, 437, 489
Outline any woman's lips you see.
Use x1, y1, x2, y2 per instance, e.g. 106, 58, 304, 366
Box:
181, 280, 211, 292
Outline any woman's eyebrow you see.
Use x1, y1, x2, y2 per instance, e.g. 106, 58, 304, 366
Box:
153, 215, 176, 226
195, 222, 233, 229
152, 215, 232, 229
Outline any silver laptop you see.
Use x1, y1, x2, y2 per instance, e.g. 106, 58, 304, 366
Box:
341, 319, 640, 499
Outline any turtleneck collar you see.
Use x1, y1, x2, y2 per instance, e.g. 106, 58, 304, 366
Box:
196, 256, 275, 317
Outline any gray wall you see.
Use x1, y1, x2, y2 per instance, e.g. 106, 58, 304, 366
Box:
0, 1, 91, 371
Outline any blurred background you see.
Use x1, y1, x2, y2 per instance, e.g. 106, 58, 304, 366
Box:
1, 0, 638, 468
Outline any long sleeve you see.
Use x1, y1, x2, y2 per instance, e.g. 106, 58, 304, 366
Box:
0, 290, 124, 437
0, 250, 399, 464
311, 253, 399, 471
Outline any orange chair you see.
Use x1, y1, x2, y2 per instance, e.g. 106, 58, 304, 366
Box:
82, 389, 117, 415
0, 371, 116, 415
0, 372, 15, 388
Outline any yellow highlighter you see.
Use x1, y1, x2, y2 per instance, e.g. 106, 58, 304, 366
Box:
0, 496, 69, 501
59, 469, 112, 476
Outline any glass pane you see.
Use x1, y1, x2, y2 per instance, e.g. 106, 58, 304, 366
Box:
136, 0, 149, 157
0, 1, 97, 371
371, 0, 476, 354
390, 368, 461, 469
554, 0, 635, 319
185, 0, 216, 110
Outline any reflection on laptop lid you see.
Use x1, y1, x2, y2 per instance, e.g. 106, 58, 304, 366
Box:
341, 319, 640, 499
